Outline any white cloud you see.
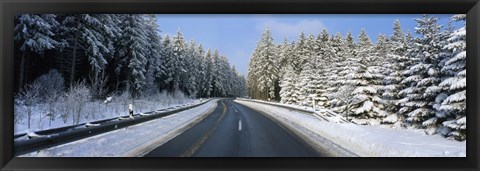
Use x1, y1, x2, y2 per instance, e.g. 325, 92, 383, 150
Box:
255, 19, 326, 41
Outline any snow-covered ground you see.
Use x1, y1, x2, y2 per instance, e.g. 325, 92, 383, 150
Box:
239, 98, 348, 123
14, 91, 199, 135
235, 99, 466, 157
20, 99, 218, 157
241, 98, 317, 111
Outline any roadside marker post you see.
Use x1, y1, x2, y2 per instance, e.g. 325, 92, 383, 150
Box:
129, 104, 133, 117
310, 94, 317, 111
313, 99, 316, 111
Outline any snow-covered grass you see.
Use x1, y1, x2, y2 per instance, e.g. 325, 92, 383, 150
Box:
20, 99, 219, 157
241, 98, 317, 111
14, 91, 199, 135
235, 99, 466, 157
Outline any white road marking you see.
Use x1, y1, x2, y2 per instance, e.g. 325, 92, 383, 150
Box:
238, 120, 242, 131
235, 108, 238, 113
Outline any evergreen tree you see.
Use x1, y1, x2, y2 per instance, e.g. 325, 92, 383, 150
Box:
398, 15, 444, 133
160, 35, 175, 92
348, 29, 387, 124
247, 50, 258, 98
280, 65, 298, 104
382, 20, 409, 124
439, 14, 466, 140
58, 14, 115, 87
314, 29, 336, 107
171, 31, 187, 92
14, 14, 60, 90
295, 32, 312, 73
205, 49, 214, 97
123, 14, 149, 97
183, 40, 199, 97
277, 38, 290, 80
249, 28, 279, 100
212, 49, 223, 96
106, 14, 126, 92
196, 44, 208, 97
330, 32, 356, 111
144, 14, 165, 95
297, 34, 316, 106
375, 34, 390, 60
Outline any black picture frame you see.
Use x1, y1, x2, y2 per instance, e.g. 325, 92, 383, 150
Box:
1, 0, 479, 170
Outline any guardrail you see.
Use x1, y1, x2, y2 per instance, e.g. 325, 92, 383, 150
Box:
14, 99, 212, 156
236, 98, 349, 123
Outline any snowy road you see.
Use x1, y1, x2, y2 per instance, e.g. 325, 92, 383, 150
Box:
144, 99, 322, 157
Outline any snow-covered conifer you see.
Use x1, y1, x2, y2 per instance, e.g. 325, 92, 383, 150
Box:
398, 15, 444, 133
348, 29, 387, 124
439, 14, 466, 140
15, 14, 59, 90
297, 34, 316, 106
59, 14, 115, 87
381, 20, 409, 124
280, 65, 299, 104
248, 28, 279, 100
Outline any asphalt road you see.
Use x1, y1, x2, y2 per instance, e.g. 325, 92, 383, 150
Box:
144, 99, 322, 157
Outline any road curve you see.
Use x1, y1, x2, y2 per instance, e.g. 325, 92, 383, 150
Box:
144, 99, 323, 157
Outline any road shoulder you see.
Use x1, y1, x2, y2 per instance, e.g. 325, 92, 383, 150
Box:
20, 99, 219, 157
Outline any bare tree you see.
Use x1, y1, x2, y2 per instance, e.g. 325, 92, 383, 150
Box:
64, 80, 91, 125
88, 72, 109, 120
45, 93, 61, 127
58, 95, 70, 124
89, 71, 109, 100
13, 97, 24, 125
333, 85, 357, 121
37, 69, 65, 126
116, 90, 133, 116
17, 83, 41, 129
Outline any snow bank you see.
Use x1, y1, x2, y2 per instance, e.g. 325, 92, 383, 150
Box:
238, 98, 348, 123
235, 100, 466, 157
20, 99, 218, 157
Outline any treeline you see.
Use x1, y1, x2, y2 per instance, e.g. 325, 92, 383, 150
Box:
14, 14, 247, 99
247, 15, 466, 140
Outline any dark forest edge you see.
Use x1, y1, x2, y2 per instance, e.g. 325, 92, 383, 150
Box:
14, 14, 247, 131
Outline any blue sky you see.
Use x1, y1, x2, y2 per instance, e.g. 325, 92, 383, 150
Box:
156, 14, 459, 75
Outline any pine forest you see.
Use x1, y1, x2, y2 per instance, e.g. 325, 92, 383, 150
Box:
247, 14, 466, 141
